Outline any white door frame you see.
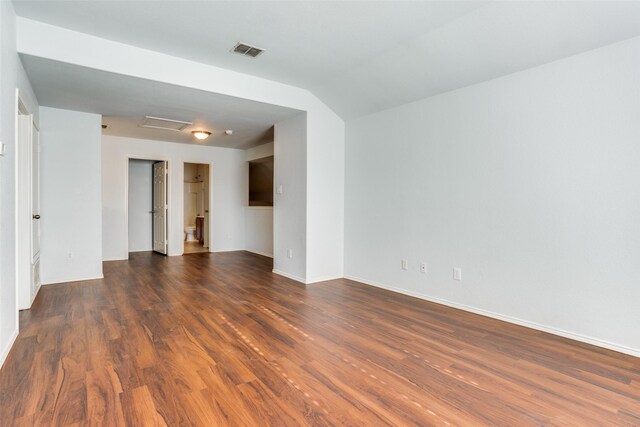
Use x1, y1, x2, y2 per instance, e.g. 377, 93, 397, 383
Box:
152, 161, 168, 255
181, 161, 214, 254
30, 121, 41, 299
14, 90, 38, 311
124, 156, 171, 258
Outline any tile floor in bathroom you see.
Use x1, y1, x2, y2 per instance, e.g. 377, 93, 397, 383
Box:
184, 241, 209, 254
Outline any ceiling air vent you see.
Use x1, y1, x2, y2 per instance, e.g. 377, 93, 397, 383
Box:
232, 42, 265, 58
140, 116, 192, 132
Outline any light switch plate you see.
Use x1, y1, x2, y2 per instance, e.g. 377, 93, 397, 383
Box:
0, 143, 5, 156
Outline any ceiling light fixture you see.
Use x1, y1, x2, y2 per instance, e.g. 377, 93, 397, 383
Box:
224, 129, 233, 135
192, 130, 211, 140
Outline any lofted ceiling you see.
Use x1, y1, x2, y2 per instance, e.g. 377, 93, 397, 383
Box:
20, 55, 300, 149
13, 1, 640, 121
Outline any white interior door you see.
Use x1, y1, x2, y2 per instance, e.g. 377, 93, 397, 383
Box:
31, 123, 41, 297
203, 174, 210, 249
153, 161, 168, 254
16, 109, 32, 310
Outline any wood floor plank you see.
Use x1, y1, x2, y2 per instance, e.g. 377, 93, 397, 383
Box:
86, 366, 125, 426
0, 250, 638, 426
237, 379, 309, 426
182, 388, 235, 426
120, 385, 167, 427
195, 365, 262, 427
141, 365, 192, 426
51, 357, 86, 426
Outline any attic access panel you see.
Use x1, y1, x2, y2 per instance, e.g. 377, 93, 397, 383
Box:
140, 116, 192, 131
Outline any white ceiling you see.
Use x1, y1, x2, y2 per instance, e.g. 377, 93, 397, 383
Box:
20, 55, 300, 149
13, 1, 640, 120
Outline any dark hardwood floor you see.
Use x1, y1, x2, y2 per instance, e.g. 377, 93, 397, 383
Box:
0, 251, 639, 426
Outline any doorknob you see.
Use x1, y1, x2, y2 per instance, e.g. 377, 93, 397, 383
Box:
33, 214, 40, 219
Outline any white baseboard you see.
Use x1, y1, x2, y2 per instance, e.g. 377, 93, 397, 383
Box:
272, 269, 342, 285
42, 274, 104, 286
127, 249, 153, 253
245, 249, 273, 258
0, 329, 19, 370
103, 257, 128, 261
306, 274, 343, 284
272, 269, 306, 284
30, 281, 42, 306
344, 275, 640, 358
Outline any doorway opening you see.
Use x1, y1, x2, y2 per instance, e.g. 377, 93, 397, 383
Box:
183, 162, 210, 254
127, 158, 168, 256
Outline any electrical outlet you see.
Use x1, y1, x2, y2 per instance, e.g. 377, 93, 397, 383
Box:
420, 262, 427, 274
67, 252, 73, 259
287, 249, 293, 259
453, 268, 462, 281
401, 260, 409, 270
277, 184, 283, 194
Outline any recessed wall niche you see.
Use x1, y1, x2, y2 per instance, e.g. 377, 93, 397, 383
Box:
248, 156, 273, 206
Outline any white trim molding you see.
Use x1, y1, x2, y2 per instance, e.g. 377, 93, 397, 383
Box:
0, 329, 19, 370
306, 275, 343, 285
344, 275, 640, 358
30, 282, 42, 306
245, 249, 273, 258
212, 249, 246, 254
272, 269, 306, 284
272, 270, 343, 285
42, 275, 104, 286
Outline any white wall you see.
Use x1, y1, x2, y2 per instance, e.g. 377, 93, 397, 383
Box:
245, 207, 273, 258
246, 141, 274, 162
306, 110, 345, 283
0, 1, 39, 368
345, 36, 640, 356
184, 163, 198, 228
183, 162, 198, 182
245, 142, 274, 259
128, 159, 153, 252
18, 18, 345, 283
39, 107, 102, 284
273, 113, 307, 281
102, 135, 246, 260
